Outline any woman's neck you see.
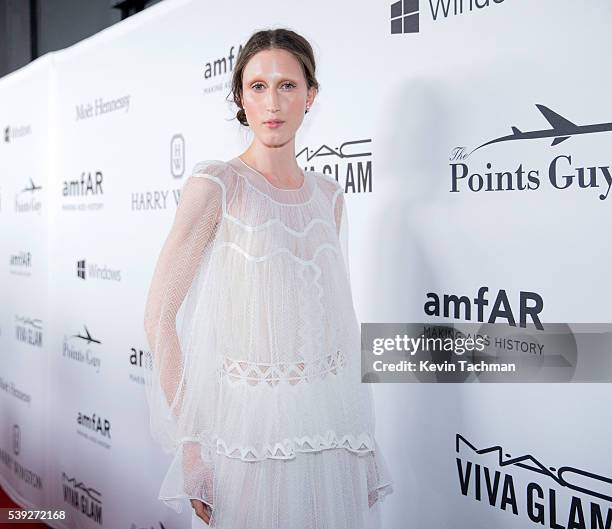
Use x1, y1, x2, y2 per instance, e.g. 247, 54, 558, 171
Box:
238, 146, 302, 187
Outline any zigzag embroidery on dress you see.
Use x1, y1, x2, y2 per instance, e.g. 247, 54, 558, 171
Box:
215, 429, 375, 461
217, 349, 346, 387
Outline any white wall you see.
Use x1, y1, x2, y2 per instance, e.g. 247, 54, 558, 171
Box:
0, 0, 610, 527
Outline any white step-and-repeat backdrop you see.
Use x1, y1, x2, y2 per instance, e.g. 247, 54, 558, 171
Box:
1, 0, 610, 527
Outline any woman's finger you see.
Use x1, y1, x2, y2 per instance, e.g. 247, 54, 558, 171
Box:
195, 502, 212, 525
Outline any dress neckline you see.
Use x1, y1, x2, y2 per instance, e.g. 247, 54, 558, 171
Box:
227, 156, 316, 206
235, 156, 307, 192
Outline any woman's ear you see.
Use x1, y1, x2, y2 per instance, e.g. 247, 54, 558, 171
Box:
307, 86, 317, 108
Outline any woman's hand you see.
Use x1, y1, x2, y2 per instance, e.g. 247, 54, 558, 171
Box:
182, 442, 215, 524
368, 489, 379, 508
190, 498, 212, 525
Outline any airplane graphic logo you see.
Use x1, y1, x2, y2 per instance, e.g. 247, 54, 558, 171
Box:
456, 433, 612, 503
20, 178, 42, 194
71, 325, 101, 346
391, 0, 419, 34
469, 104, 612, 155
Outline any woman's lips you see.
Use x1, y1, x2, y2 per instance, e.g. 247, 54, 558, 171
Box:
264, 121, 284, 128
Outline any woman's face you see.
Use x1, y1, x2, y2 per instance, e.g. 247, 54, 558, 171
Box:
241, 48, 315, 144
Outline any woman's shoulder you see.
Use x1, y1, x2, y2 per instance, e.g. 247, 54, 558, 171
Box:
188, 159, 240, 203
190, 159, 233, 179
310, 170, 343, 202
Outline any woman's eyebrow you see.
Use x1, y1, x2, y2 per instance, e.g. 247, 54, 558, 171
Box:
247, 76, 299, 84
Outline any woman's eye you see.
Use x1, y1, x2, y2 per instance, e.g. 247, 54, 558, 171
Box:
251, 82, 295, 91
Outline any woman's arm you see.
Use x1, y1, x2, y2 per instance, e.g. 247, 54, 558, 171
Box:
143, 174, 222, 426
143, 173, 223, 520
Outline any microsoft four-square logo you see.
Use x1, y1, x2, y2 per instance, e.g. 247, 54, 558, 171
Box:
77, 259, 86, 279
391, 0, 419, 33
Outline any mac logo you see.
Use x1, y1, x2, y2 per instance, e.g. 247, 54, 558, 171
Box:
456, 433, 612, 527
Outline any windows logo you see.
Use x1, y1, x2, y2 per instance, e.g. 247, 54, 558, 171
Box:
391, 0, 419, 34
77, 259, 86, 279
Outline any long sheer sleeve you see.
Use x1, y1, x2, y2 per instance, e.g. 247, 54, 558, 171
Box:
143, 169, 223, 512
333, 182, 394, 509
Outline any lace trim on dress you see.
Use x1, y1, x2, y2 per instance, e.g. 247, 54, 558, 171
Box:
215, 430, 375, 461
218, 349, 346, 387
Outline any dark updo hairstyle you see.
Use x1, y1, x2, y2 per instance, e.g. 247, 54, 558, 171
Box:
229, 28, 319, 127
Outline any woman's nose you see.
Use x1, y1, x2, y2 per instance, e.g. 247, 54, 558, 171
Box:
266, 89, 279, 111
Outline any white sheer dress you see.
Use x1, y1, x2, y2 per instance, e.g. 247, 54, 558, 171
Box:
143, 156, 393, 529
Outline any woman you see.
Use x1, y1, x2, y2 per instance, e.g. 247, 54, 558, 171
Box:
143, 27, 393, 529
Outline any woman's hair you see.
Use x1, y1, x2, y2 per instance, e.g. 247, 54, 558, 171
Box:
229, 28, 319, 127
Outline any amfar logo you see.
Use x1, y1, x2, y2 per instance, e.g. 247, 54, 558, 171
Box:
14, 315, 43, 347
62, 325, 102, 374
456, 433, 612, 528
128, 346, 147, 385
451, 104, 612, 201
77, 412, 111, 438
76, 259, 121, 281
15, 177, 42, 214
296, 139, 372, 193
203, 43, 244, 80
171, 134, 185, 177
63, 171, 103, 197
61, 172, 105, 212
424, 286, 544, 330
9, 251, 32, 267
9, 251, 32, 276
391, 0, 505, 34
62, 472, 103, 524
